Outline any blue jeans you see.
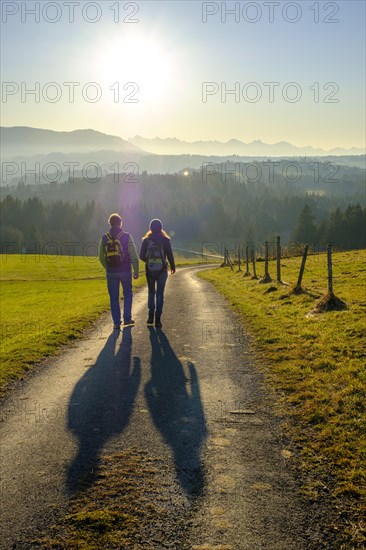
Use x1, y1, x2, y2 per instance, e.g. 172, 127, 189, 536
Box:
107, 272, 133, 324
147, 270, 168, 317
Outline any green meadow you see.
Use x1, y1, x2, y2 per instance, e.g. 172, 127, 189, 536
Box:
0, 254, 145, 392
199, 250, 366, 547
0, 253, 206, 392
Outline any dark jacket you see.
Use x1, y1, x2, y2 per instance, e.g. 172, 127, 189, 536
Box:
99, 226, 139, 275
140, 233, 175, 272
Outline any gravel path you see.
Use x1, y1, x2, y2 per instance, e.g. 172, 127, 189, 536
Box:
0, 266, 321, 549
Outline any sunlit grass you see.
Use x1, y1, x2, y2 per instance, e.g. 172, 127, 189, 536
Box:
199, 250, 366, 547
0, 255, 145, 391
0, 253, 211, 391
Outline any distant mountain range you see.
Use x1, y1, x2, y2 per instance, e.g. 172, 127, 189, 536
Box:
1, 125, 364, 186
1, 127, 364, 160
129, 135, 365, 157
1, 126, 143, 158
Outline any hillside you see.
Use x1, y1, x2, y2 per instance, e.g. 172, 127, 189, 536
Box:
1, 126, 144, 158
129, 135, 365, 157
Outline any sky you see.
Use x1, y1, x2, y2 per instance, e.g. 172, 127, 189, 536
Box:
1, 0, 365, 149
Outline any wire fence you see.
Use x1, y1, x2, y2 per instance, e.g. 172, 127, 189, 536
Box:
218, 237, 362, 310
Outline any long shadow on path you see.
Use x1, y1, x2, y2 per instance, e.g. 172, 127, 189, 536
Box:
67, 328, 140, 495
145, 328, 207, 497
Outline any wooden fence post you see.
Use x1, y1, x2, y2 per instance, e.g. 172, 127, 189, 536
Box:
227, 248, 234, 271
244, 245, 251, 277
276, 236, 282, 283
251, 248, 258, 279
295, 244, 309, 292
259, 241, 272, 283
237, 248, 242, 272
327, 243, 333, 295
312, 242, 347, 311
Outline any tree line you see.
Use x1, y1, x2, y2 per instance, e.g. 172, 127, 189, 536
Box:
293, 203, 365, 250
1, 164, 365, 252
1, 193, 364, 255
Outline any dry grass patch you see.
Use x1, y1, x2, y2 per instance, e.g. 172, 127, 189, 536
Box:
32, 448, 191, 548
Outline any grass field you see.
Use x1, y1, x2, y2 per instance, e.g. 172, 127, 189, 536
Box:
0, 254, 144, 392
0, 253, 208, 393
199, 249, 366, 547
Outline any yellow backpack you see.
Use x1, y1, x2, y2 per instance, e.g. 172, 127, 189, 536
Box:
105, 231, 126, 267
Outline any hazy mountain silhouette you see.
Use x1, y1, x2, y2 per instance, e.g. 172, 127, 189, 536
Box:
1, 127, 364, 187
1, 126, 144, 158
129, 135, 365, 157
1, 127, 363, 160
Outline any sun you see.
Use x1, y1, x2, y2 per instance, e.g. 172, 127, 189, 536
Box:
96, 32, 176, 105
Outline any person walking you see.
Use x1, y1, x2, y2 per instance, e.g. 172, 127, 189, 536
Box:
99, 213, 139, 330
139, 219, 175, 328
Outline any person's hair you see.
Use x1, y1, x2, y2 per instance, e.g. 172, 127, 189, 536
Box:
108, 213, 122, 227
143, 229, 171, 240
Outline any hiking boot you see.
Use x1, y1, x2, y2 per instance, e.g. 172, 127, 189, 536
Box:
123, 319, 135, 327
147, 311, 154, 325
113, 323, 121, 331
155, 316, 162, 328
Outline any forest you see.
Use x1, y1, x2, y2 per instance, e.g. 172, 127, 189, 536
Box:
1, 161, 365, 255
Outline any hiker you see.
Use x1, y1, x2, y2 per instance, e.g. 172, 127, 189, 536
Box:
98, 213, 139, 330
139, 219, 176, 328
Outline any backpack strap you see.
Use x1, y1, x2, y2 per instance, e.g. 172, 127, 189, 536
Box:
119, 232, 129, 249
120, 232, 130, 262
105, 231, 124, 244
146, 237, 159, 255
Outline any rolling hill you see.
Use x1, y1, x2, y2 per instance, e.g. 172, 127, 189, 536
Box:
128, 136, 365, 157
1, 126, 144, 158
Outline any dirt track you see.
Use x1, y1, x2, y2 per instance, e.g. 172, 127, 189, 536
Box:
0, 266, 325, 548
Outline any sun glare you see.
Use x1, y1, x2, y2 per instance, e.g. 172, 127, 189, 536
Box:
96, 32, 176, 105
